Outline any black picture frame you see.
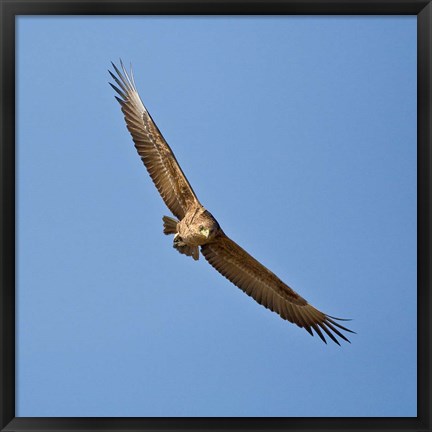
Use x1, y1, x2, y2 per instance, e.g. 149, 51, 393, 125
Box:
1, 1, 430, 431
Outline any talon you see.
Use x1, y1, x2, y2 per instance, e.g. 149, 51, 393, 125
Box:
173, 233, 184, 245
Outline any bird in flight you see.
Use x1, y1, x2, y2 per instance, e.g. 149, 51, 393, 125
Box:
109, 60, 354, 345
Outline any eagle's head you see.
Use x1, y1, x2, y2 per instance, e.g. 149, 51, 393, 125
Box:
197, 210, 220, 242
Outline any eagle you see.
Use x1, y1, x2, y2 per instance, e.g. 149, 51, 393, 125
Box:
109, 60, 354, 345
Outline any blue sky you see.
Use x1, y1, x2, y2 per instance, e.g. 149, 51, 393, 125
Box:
16, 16, 416, 417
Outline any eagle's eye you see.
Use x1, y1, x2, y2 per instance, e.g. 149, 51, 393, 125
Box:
199, 225, 204, 230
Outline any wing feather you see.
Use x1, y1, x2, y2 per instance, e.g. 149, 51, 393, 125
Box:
109, 60, 199, 219
201, 234, 354, 345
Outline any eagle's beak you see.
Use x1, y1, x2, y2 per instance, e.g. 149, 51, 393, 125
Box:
201, 228, 210, 238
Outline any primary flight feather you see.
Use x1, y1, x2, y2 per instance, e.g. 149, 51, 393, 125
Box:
109, 60, 354, 345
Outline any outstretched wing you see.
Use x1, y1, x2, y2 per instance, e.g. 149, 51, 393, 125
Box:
201, 234, 354, 345
109, 60, 200, 220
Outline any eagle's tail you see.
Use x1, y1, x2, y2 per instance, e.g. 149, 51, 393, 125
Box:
162, 216, 178, 235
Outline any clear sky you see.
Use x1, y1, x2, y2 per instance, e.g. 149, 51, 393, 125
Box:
16, 16, 416, 417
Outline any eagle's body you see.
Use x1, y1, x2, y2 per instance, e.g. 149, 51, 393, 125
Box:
109, 60, 355, 345
163, 207, 220, 260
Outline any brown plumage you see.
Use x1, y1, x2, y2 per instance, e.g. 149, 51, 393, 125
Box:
109, 60, 355, 345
